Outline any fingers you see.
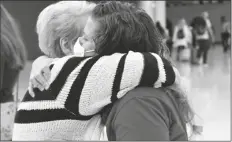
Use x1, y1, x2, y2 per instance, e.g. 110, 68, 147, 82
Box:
31, 77, 45, 91
28, 83, 35, 97
29, 66, 51, 94
41, 66, 51, 82
36, 74, 47, 89
41, 66, 51, 89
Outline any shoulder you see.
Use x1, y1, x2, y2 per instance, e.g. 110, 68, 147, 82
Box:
106, 87, 187, 140
111, 87, 176, 117
117, 87, 170, 104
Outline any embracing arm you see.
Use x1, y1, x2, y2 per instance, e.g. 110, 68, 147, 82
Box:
29, 52, 178, 117
77, 51, 177, 116
28, 56, 55, 96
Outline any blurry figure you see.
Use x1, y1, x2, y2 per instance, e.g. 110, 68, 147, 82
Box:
220, 16, 231, 53
173, 18, 192, 61
190, 18, 200, 65
191, 16, 212, 66
201, 11, 215, 44
0, 4, 27, 140
199, 0, 204, 4
166, 18, 174, 56
218, 0, 224, 3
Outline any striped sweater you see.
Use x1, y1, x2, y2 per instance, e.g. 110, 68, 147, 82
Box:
13, 51, 177, 140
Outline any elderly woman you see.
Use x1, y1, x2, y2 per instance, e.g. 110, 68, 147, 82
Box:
0, 4, 27, 140
29, 1, 96, 92
173, 18, 192, 61
36, 1, 95, 58
13, 1, 190, 141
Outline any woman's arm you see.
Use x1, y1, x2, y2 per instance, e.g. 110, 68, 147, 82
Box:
28, 52, 178, 117
28, 56, 55, 96
77, 51, 177, 116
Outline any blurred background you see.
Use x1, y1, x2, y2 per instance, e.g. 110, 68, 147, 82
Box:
1, 0, 231, 141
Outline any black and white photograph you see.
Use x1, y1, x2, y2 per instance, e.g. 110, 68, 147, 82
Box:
0, 0, 231, 141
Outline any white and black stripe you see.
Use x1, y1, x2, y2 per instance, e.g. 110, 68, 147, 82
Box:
13, 51, 177, 140
111, 54, 127, 102
79, 53, 124, 116
138, 52, 159, 87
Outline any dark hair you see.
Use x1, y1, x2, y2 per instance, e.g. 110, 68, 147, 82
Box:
191, 16, 206, 28
92, 1, 197, 138
0, 4, 27, 69
91, 1, 170, 58
133, 10, 170, 60
131, 11, 197, 137
156, 21, 166, 37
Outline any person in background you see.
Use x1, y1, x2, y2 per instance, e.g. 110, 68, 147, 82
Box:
220, 16, 231, 53
190, 17, 200, 65
173, 18, 192, 61
166, 18, 174, 57
0, 4, 27, 140
192, 16, 212, 66
201, 11, 215, 44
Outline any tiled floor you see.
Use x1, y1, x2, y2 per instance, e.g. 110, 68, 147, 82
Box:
11, 45, 232, 141
173, 45, 231, 141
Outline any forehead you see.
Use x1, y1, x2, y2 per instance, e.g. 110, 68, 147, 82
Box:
83, 17, 100, 36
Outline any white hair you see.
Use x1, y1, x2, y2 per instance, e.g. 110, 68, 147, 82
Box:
36, 1, 96, 57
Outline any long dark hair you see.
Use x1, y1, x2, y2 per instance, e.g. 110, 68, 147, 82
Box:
0, 4, 27, 69
91, 1, 196, 137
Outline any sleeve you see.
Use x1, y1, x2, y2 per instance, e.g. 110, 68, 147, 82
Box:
77, 52, 176, 116
30, 53, 176, 118
112, 97, 170, 141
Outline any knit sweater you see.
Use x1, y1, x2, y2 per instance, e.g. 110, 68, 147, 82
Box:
13, 51, 176, 141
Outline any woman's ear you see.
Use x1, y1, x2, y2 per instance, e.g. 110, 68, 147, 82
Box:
60, 37, 73, 55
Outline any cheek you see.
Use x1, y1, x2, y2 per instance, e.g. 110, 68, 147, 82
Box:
83, 41, 96, 51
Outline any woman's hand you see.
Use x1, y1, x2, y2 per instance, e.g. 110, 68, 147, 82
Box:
28, 66, 51, 97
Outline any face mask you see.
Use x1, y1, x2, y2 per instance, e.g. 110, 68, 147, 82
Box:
73, 38, 95, 57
